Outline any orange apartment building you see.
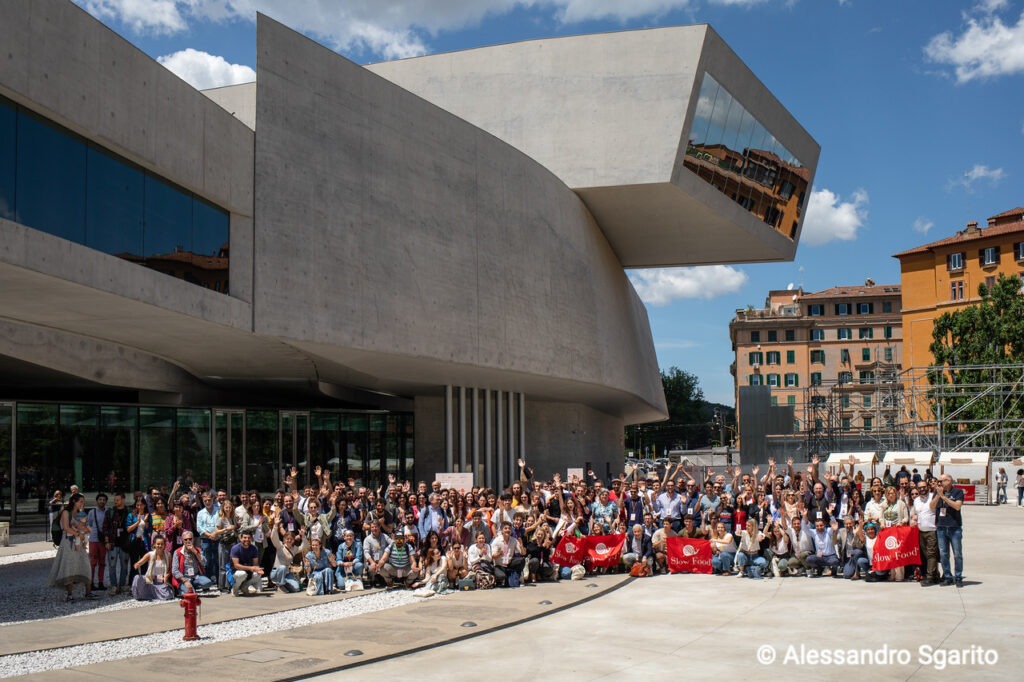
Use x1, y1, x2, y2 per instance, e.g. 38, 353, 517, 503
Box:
729, 283, 903, 449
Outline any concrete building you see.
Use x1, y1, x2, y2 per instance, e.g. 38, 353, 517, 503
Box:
0, 0, 818, 526
729, 283, 902, 460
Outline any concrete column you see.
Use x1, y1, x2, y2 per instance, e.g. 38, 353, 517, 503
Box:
518, 392, 526, 465
496, 391, 505, 491
484, 390, 493, 488
471, 387, 480, 482
507, 392, 517, 486
458, 385, 466, 472
445, 385, 453, 472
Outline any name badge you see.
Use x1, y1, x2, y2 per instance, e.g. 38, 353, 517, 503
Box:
815, 511, 823, 520
186, 567, 195, 577
939, 508, 946, 517
288, 523, 295, 532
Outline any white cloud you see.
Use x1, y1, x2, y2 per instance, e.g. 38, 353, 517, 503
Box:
912, 217, 934, 234
628, 266, 748, 306
157, 49, 256, 89
924, 4, 1024, 83
76, 0, 187, 34
947, 163, 1006, 191
800, 188, 868, 246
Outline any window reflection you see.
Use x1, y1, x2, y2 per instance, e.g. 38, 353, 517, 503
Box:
685, 73, 809, 239
0, 95, 229, 293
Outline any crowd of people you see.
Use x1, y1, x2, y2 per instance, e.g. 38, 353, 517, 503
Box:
47, 454, 971, 603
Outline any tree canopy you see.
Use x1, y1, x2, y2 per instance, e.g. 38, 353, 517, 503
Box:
626, 367, 729, 455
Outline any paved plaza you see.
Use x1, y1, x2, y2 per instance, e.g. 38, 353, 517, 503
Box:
0, 504, 1019, 680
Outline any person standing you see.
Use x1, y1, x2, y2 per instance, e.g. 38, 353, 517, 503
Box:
912, 480, 940, 586
995, 467, 1008, 504
48, 493, 98, 601
930, 474, 964, 587
1016, 468, 1024, 508
103, 493, 131, 594
87, 493, 109, 591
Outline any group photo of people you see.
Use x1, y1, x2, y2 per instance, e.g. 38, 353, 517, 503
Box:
46, 453, 970, 604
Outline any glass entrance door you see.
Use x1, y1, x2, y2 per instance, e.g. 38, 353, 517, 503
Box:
1, 403, 11, 522
280, 412, 310, 490
213, 410, 244, 496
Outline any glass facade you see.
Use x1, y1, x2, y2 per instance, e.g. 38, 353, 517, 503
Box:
0, 95, 229, 293
1, 402, 413, 529
685, 72, 809, 239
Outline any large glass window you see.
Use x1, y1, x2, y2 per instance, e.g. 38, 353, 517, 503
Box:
685, 72, 809, 237
1, 404, 13, 522
341, 414, 368, 485
60, 404, 99, 492
15, 403, 61, 529
100, 406, 137, 494
139, 408, 174, 492
245, 411, 278, 494
311, 413, 341, 480
176, 409, 211, 491
0, 98, 229, 292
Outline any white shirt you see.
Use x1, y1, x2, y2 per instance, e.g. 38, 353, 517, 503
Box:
913, 493, 937, 531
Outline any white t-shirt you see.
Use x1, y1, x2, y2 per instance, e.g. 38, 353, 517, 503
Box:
913, 494, 936, 531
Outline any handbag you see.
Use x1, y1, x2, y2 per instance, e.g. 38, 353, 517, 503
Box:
457, 577, 475, 591
345, 577, 364, 592
629, 562, 650, 577
474, 571, 496, 590
507, 570, 521, 588
306, 577, 318, 595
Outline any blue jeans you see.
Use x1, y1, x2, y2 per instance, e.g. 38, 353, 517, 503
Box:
178, 574, 213, 594
201, 540, 219, 581
310, 568, 335, 595
106, 546, 130, 589
736, 552, 767, 577
805, 553, 839, 574
844, 548, 866, 578
937, 526, 963, 580
712, 551, 734, 573
270, 565, 302, 592
335, 561, 364, 587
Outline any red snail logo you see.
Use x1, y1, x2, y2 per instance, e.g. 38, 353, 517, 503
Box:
564, 542, 577, 554
884, 536, 899, 550
682, 544, 698, 557
595, 543, 609, 555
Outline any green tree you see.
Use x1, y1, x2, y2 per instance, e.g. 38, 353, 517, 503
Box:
626, 367, 715, 456
929, 274, 1024, 438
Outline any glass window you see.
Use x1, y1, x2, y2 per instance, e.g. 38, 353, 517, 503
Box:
0, 97, 15, 221
16, 111, 87, 243
368, 415, 386, 486
143, 174, 192, 260
15, 404, 61, 527
767, 373, 780, 386
766, 351, 780, 365
810, 372, 822, 386
749, 351, 764, 365
858, 303, 873, 314
863, 394, 872, 408
787, 395, 796, 406
862, 348, 871, 362
808, 305, 823, 316
86, 147, 144, 257
749, 375, 762, 386
246, 411, 279, 494
884, 347, 893, 362
786, 350, 795, 363
836, 303, 850, 316
767, 330, 778, 342
770, 396, 778, 407
785, 329, 795, 341
311, 413, 341, 479
139, 407, 175, 495
884, 326, 893, 339
750, 331, 760, 343
948, 252, 964, 271
841, 395, 851, 408
100, 406, 138, 493
839, 371, 853, 384
60, 404, 100, 492
341, 414, 368, 485
785, 373, 799, 387
859, 327, 873, 339
841, 349, 850, 362
882, 301, 893, 313
176, 409, 210, 491
811, 329, 824, 341
810, 350, 825, 363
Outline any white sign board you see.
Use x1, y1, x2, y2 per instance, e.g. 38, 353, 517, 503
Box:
567, 468, 584, 482
434, 472, 474, 491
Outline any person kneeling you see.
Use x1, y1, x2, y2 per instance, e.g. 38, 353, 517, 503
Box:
172, 532, 214, 595
230, 531, 264, 596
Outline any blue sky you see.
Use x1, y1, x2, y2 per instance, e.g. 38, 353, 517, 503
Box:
75, 0, 1024, 406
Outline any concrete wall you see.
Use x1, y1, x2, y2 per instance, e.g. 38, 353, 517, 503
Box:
253, 16, 666, 424
525, 401, 626, 482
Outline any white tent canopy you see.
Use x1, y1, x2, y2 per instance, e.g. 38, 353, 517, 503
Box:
883, 451, 934, 466
826, 452, 877, 465
938, 451, 990, 466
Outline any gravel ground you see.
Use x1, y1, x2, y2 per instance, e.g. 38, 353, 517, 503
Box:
0, 552, 437, 677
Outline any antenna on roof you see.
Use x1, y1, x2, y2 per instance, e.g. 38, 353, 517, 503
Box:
865, 277, 875, 286
786, 283, 794, 290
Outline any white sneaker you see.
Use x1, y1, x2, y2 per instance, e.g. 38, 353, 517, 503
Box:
246, 585, 258, 595
771, 558, 782, 578
736, 569, 745, 578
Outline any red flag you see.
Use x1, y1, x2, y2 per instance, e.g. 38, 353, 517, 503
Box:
666, 537, 713, 574
584, 534, 626, 568
871, 526, 921, 571
551, 533, 586, 566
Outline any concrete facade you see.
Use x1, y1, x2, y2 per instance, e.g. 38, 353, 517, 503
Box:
0, 1, 817, 487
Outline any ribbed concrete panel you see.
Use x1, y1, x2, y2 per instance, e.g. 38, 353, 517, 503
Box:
253, 15, 665, 424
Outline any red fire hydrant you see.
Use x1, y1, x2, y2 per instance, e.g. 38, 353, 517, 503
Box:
179, 590, 201, 641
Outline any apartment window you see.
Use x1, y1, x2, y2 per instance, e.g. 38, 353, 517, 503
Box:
842, 417, 851, 431
882, 301, 893, 313
840, 349, 850, 362
1016, 242, 1024, 261
859, 370, 875, 384
814, 418, 823, 432
861, 347, 871, 362
859, 327, 874, 339
787, 395, 796, 406
750, 331, 760, 343
836, 303, 851, 316
810, 349, 825, 364
858, 302, 873, 314
884, 325, 893, 339
950, 280, 964, 301
766, 351, 781, 365
863, 394, 872, 408
808, 304, 824, 316
770, 396, 778, 406
985, 275, 996, 290
794, 419, 801, 431
785, 373, 799, 387
785, 329, 795, 341
811, 396, 827, 407
980, 246, 999, 266
839, 371, 853, 384
884, 347, 893, 362
749, 375, 763, 386
748, 351, 764, 365
767, 373, 781, 386
811, 329, 824, 341
767, 330, 778, 342
838, 328, 852, 340
786, 350, 796, 364
947, 252, 965, 271
863, 416, 873, 432
841, 394, 851, 408
810, 372, 822, 386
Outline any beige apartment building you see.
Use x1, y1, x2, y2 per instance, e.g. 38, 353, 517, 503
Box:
729, 283, 903, 455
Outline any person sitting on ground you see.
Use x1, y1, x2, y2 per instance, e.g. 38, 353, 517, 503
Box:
446, 541, 470, 586
334, 529, 364, 587
835, 515, 866, 580
411, 548, 449, 594
735, 518, 767, 578
269, 518, 308, 593
131, 535, 174, 601
651, 517, 676, 574
525, 522, 556, 583
363, 521, 392, 588
709, 521, 737, 575
380, 531, 421, 589
621, 523, 653, 575
230, 530, 264, 596
171, 531, 213, 594
467, 531, 492, 572
490, 521, 525, 586
765, 521, 792, 577
304, 536, 337, 595
803, 513, 841, 578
